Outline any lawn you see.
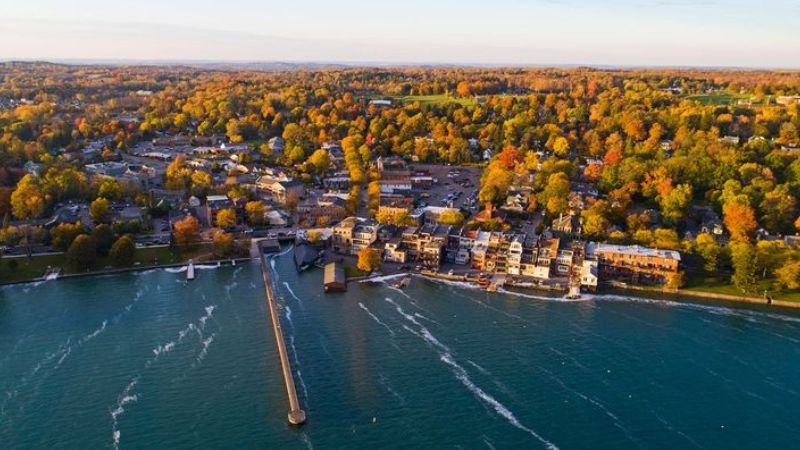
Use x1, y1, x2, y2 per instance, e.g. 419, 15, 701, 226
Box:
684, 274, 800, 303
686, 92, 749, 105
393, 95, 475, 107
0, 244, 213, 284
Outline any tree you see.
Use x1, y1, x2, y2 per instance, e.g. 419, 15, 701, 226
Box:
245, 200, 266, 226
50, 222, 86, 251
666, 271, 686, 290
723, 202, 757, 242
540, 172, 571, 216
306, 149, 331, 176
438, 209, 465, 226
659, 184, 692, 226
89, 197, 111, 223
581, 200, 610, 238
109, 235, 135, 267
191, 170, 212, 196
357, 247, 381, 273
213, 230, 235, 256
730, 242, 758, 294
96, 177, 123, 201
367, 181, 381, 216
66, 234, 96, 272
695, 233, 722, 272
760, 185, 796, 233
165, 156, 192, 192
92, 224, 115, 256
552, 137, 570, 156
216, 208, 237, 229
10, 175, 46, 220
173, 215, 200, 246
776, 261, 800, 290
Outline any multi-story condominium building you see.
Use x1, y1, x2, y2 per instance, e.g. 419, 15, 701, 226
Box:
586, 243, 680, 284
352, 221, 380, 255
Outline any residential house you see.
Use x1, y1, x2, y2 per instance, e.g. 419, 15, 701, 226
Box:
587, 243, 680, 284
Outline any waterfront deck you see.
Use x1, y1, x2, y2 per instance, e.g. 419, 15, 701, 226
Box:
259, 243, 306, 426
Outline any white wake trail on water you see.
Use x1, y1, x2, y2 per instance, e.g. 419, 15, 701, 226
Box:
110, 378, 139, 450
111, 304, 220, 448
384, 297, 558, 449
358, 302, 396, 337
283, 282, 304, 309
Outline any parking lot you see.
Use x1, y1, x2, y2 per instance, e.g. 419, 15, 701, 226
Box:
412, 164, 482, 213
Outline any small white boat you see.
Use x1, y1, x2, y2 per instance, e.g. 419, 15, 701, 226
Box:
187, 261, 196, 281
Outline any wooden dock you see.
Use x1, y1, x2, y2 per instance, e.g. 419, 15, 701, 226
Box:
259, 244, 306, 426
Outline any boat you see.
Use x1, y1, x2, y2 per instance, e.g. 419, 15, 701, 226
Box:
390, 275, 411, 289
566, 284, 581, 299
187, 261, 195, 281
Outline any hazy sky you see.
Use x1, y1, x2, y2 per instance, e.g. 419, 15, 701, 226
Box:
2, 0, 799, 67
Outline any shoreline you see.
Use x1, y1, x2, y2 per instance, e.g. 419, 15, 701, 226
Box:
4, 257, 798, 312
412, 270, 800, 311
0, 257, 256, 287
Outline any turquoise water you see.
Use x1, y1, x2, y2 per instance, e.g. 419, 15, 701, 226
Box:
2, 251, 800, 449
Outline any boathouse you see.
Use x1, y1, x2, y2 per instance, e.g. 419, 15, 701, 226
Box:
323, 263, 346, 292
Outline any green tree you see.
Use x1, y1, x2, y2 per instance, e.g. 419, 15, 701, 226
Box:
109, 235, 136, 267
50, 222, 86, 251
92, 224, 115, 256
66, 234, 97, 272
730, 242, 758, 294
695, 233, 722, 272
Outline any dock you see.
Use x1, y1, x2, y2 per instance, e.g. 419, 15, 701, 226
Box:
259, 243, 306, 426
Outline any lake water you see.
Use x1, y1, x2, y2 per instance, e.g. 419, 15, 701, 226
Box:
2, 250, 800, 449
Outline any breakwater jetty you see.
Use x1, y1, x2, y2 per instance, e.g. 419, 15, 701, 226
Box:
259, 243, 306, 425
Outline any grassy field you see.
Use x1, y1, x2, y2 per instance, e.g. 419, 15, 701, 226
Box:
393, 95, 475, 106
686, 92, 750, 105
0, 245, 213, 284
684, 274, 800, 302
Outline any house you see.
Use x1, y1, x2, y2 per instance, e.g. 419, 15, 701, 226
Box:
261, 179, 305, 204
268, 136, 285, 153
378, 196, 414, 219
84, 162, 128, 177
296, 196, 347, 226
323, 263, 347, 292
332, 217, 379, 255
323, 172, 351, 190
378, 172, 412, 194
384, 239, 408, 263
552, 212, 580, 236
473, 203, 507, 226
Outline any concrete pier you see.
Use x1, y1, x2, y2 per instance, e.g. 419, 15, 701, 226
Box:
259, 244, 306, 426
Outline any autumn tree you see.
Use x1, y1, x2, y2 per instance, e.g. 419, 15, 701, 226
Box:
213, 230, 235, 257
89, 197, 111, 223
216, 208, 237, 229
173, 215, 200, 247
438, 209, 465, 227
10, 175, 46, 220
357, 247, 381, 273
245, 200, 266, 226
776, 261, 800, 290
50, 222, 86, 251
723, 202, 757, 242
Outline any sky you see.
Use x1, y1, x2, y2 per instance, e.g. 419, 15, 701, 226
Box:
1, 0, 799, 68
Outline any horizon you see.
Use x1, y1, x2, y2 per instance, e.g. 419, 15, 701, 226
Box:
2, 0, 800, 69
